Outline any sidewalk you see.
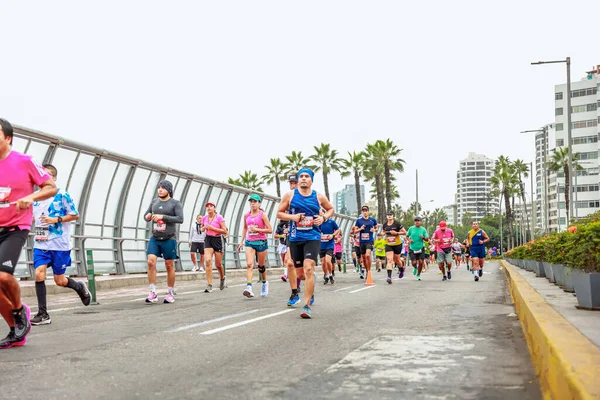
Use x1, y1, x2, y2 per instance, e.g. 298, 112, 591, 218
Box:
502, 260, 600, 399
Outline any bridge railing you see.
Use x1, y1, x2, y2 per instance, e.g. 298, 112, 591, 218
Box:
12, 125, 356, 279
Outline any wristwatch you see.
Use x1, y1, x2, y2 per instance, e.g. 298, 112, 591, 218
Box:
57, 216, 63, 223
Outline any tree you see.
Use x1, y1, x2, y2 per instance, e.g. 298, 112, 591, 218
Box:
228, 170, 264, 192
422, 210, 433, 233
310, 143, 344, 200
490, 156, 517, 249
376, 139, 406, 211
431, 207, 448, 225
261, 158, 287, 197
547, 147, 583, 224
340, 151, 366, 215
284, 151, 314, 177
363, 142, 386, 222
462, 211, 474, 228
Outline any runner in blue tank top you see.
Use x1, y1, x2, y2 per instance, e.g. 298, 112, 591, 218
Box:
277, 168, 335, 319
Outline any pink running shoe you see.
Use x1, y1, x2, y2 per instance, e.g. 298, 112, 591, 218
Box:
145, 292, 158, 304
163, 294, 175, 304
281, 274, 288, 282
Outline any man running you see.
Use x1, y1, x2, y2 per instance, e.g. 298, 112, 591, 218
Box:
275, 220, 288, 267
451, 238, 462, 267
319, 211, 340, 285
406, 216, 429, 281
374, 233, 386, 273
382, 210, 406, 283
31, 164, 90, 325
352, 206, 377, 281
144, 180, 184, 304
0, 118, 57, 348
190, 214, 206, 272
238, 194, 273, 298
431, 221, 454, 281
467, 221, 490, 282
277, 168, 335, 319
281, 175, 302, 306
201, 202, 228, 292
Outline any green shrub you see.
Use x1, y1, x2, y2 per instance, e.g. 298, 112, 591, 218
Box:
563, 221, 600, 273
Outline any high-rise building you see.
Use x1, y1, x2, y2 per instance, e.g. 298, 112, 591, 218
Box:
548, 65, 599, 231
334, 184, 365, 215
442, 204, 456, 226
534, 124, 555, 233
455, 152, 498, 223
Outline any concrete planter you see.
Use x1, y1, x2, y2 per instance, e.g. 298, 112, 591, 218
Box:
533, 261, 546, 278
542, 262, 555, 283
552, 264, 565, 287
516, 259, 524, 269
563, 267, 575, 293
572, 270, 600, 310
526, 259, 536, 272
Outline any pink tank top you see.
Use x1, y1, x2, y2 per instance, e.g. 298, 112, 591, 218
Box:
246, 210, 267, 241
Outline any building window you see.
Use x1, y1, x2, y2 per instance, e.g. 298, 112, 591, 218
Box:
555, 92, 563, 100
556, 139, 564, 147
571, 87, 598, 98
555, 123, 564, 131
572, 135, 598, 145
555, 107, 563, 116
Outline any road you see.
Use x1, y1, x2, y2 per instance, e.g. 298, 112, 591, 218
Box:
0, 261, 540, 399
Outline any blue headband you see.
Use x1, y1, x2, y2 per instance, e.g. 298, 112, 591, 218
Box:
297, 168, 314, 181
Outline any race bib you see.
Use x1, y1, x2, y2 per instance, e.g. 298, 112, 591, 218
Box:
442, 238, 452, 244
34, 226, 49, 241
297, 216, 314, 230
387, 236, 397, 244
0, 187, 11, 208
412, 249, 422, 254
361, 233, 370, 240
321, 234, 330, 243
153, 222, 166, 232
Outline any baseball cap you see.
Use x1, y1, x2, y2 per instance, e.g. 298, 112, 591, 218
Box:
288, 175, 298, 182
205, 201, 216, 207
248, 194, 262, 202
386, 210, 394, 215
439, 221, 447, 228
414, 216, 422, 221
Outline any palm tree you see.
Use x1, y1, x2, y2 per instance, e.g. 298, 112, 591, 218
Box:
431, 207, 448, 225
422, 210, 432, 233
490, 156, 517, 249
340, 151, 366, 215
363, 143, 386, 222
228, 170, 264, 192
261, 158, 287, 197
369, 181, 399, 205
376, 139, 406, 211
547, 147, 583, 224
310, 143, 344, 200
284, 151, 314, 177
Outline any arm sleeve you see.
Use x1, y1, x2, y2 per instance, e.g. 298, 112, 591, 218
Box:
143, 201, 153, 220
163, 201, 184, 224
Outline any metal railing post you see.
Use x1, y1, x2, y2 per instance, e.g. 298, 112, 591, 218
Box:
86, 249, 99, 305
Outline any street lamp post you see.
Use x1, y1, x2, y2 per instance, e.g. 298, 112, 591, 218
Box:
531, 57, 573, 222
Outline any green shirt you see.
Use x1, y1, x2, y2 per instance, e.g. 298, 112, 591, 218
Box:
374, 238, 386, 257
406, 226, 428, 252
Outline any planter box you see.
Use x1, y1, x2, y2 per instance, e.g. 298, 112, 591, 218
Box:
525, 259, 535, 272
552, 264, 565, 287
572, 270, 600, 310
563, 267, 575, 293
533, 261, 546, 278
542, 262, 555, 283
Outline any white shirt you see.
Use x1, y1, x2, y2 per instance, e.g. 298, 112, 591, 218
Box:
32, 188, 79, 251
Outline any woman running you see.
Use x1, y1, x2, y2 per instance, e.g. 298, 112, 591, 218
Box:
201, 202, 228, 292
382, 211, 406, 283
238, 194, 273, 298
451, 238, 462, 267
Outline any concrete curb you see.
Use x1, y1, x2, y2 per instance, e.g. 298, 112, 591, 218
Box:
19, 268, 287, 297
501, 260, 600, 399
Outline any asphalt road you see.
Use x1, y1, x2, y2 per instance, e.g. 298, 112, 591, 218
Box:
0, 261, 540, 399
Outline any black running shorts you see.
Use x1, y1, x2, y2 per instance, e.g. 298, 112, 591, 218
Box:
190, 242, 205, 254
0, 228, 29, 275
385, 245, 402, 255
359, 242, 373, 254
204, 236, 223, 253
289, 240, 320, 267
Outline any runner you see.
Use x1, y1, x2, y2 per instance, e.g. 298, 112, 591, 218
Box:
406, 216, 429, 281
274, 220, 288, 268
382, 211, 406, 283
31, 164, 90, 325
281, 175, 302, 306
277, 168, 335, 319
143, 180, 184, 304
238, 194, 273, 298
431, 221, 454, 281
0, 118, 57, 348
352, 206, 377, 281
319, 210, 340, 285
201, 202, 228, 292
374, 233, 386, 273
351, 232, 362, 276
333, 231, 343, 273
451, 238, 462, 267
467, 221, 490, 282
190, 214, 206, 272
462, 239, 471, 270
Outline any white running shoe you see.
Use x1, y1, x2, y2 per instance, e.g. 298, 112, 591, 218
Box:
261, 281, 269, 297
243, 285, 255, 298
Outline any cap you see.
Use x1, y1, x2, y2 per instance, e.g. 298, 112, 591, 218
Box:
248, 194, 262, 202
205, 201, 216, 208
414, 215, 422, 221
386, 210, 394, 215
439, 221, 447, 228
288, 175, 298, 182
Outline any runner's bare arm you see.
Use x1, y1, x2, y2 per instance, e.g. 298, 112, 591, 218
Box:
482, 230, 490, 244
317, 193, 335, 220
12, 178, 57, 211
260, 212, 273, 234
276, 192, 301, 222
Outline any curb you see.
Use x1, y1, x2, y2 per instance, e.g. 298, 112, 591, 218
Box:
501, 260, 600, 399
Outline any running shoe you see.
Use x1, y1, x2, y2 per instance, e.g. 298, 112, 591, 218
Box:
399, 267, 405, 279
31, 312, 51, 326
191, 266, 199, 272
324, 276, 329, 285
261, 281, 269, 297
474, 275, 479, 282
13, 304, 31, 342
416, 275, 421, 281
163, 294, 175, 304
199, 266, 205, 272
145, 292, 158, 303
287, 294, 300, 306
220, 278, 226, 290
281, 274, 288, 282
310, 294, 315, 305
478, 269, 483, 277
78, 281, 92, 306
204, 284, 213, 293
300, 305, 312, 319
329, 275, 335, 285
442, 275, 447, 281
413, 267, 417, 276
448, 271, 452, 280
243, 285, 255, 298
386, 277, 392, 284
0, 332, 26, 349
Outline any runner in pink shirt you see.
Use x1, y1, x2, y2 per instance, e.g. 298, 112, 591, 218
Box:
431, 221, 454, 281
0, 118, 57, 349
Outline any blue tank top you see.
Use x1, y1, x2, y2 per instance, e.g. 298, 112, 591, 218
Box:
289, 189, 321, 242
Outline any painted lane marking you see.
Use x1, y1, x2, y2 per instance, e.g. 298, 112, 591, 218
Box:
349, 285, 377, 294
200, 309, 294, 335
167, 309, 262, 333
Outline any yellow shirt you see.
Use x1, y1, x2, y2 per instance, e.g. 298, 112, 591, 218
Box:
374, 239, 387, 257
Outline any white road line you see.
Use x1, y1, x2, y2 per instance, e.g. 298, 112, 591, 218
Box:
333, 285, 360, 292
167, 309, 262, 333
200, 309, 294, 335
349, 285, 377, 294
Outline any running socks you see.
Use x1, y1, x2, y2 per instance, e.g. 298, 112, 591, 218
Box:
149, 284, 157, 293
387, 270, 392, 278
35, 281, 47, 314
66, 278, 80, 290
167, 286, 174, 295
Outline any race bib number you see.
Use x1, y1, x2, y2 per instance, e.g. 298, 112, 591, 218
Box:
361, 233, 370, 240
153, 222, 166, 232
321, 234, 330, 243
442, 238, 452, 244
412, 249, 422, 254
297, 216, 314, 230
387, 236, 397, 244
34, 227, 49, 241
0, 187, 11, 208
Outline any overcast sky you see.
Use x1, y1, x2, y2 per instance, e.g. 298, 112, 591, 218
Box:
2, 1, 598, 212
